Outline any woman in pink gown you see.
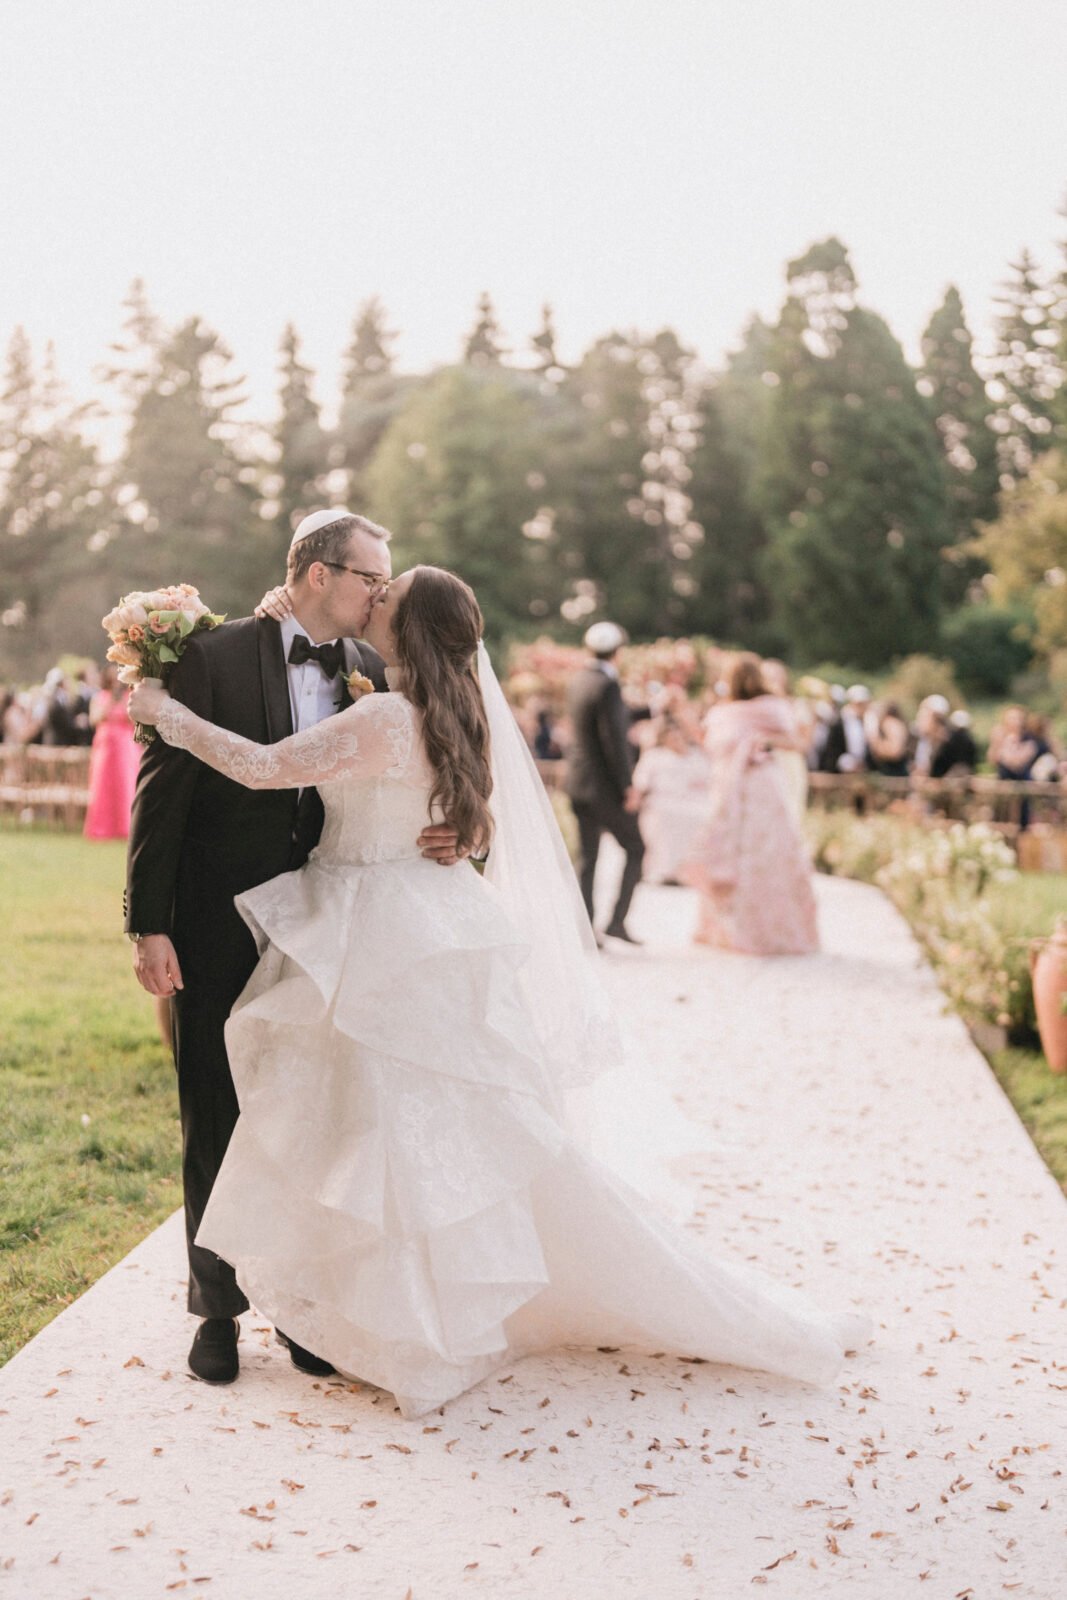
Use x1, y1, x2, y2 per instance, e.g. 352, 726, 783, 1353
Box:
685, 654, 818, 955
83, 666, 141, 840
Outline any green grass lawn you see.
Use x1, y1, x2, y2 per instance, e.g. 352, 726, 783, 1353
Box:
0, 833, 181, 1364
987, 868, 1067, 939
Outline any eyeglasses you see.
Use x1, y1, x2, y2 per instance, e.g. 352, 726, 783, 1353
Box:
323, 563, 390, 598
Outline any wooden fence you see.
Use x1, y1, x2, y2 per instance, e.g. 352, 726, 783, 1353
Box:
4, 751, 1067, 869
805, 770, 1067, 829
0, 747, 93, 830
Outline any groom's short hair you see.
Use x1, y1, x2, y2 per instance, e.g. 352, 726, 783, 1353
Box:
286, 514, 391, 585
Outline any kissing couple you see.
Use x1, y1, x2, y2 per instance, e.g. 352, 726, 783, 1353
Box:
126, 508, 866, 1418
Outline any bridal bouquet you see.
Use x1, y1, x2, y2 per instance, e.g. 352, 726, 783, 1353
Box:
101, 584, 224, 743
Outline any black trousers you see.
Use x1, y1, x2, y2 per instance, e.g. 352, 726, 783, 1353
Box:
570, 797, 645, 930
170, 893, 261, 1319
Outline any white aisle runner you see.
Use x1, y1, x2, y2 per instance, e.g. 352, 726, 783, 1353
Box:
1, 875, 1065, 1598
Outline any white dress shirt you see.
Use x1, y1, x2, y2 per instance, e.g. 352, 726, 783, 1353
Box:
280, 613, 345, 735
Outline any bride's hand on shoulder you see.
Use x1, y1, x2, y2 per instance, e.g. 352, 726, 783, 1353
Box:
128, 680, 170, 726
256, 585, 294, 621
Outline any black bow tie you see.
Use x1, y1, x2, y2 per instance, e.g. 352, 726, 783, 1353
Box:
287, 635, 345, 679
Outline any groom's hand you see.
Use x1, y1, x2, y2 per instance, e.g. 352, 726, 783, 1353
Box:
133, 934, 185, 997
418, 824, 466, 866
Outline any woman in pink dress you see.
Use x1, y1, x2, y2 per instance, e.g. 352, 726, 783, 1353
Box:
685, 654, 818, 955
83, 666, 141, 840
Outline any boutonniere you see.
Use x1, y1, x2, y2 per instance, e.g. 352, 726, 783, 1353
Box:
345, 670, 376, 701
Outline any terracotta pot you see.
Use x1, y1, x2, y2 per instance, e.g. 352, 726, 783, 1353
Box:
1029, 917, 1067, 1074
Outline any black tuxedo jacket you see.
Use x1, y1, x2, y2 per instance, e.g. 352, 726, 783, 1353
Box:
564, 664, 637, 810
124, 614, 386, 953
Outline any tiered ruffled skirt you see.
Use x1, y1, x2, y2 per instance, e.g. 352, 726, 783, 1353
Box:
197, 854, 865, 1417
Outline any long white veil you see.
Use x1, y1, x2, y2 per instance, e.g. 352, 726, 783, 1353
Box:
477, 642, 624, 1109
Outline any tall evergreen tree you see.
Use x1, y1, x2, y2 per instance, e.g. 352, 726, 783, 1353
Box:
0, 329, 108, 675
114, 317, 270, 614
463, 293, 506, 367
989, 250, 1065, 474
337, 297, 412, 508
366, 365, 556, 643
685, 380, 772, 644
919, 286, 999, 599
544, 331, 680, 637
531, 303, 561, 374
344, 296, 396, 380
272, 322, 328, 553
98, 278, 164, 414
758, 240, 950, 669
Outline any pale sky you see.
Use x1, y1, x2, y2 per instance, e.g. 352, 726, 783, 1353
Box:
3, 0, 1066, 425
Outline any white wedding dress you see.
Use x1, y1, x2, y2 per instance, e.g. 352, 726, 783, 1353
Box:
156, 682, 866, 1419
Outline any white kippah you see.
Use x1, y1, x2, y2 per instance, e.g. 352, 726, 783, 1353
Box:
290, 507, 353, 550
583, 621, 627, 655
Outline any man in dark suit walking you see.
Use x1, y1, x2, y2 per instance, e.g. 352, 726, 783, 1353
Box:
125, 510, 458, 1384
564, 621, 645, 945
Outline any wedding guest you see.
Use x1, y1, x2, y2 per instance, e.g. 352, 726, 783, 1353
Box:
1025, 714, 1061, 782
914, 696, 976, 779
761, 659, 811, 824
532, 704, 563, 761
1, 687, 30, 746
1, 688, 30, 782
630, 714, 712, 885
814, 685, 847, 773
939, 709, 978, 776
83, 665, 141, 840
72, 665, 99, 746
867, 701, 911, 777
564, 620, 645, 945
837, 685, 871, 772
685, 653, 818, 955
38, 668, 78, 746
990, 705, 1045, 828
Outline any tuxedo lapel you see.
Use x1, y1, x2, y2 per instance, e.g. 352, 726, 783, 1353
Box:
336, 643, 355, 714
257, 616, 293, 743
340, 638, 389, 700
344, 638, 389, 694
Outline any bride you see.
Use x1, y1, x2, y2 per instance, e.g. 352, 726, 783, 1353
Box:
128, 565, 866, 1419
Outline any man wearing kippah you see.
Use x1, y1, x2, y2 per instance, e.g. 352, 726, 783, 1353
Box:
124, 511, 457, 1384
564, 621, 646, 946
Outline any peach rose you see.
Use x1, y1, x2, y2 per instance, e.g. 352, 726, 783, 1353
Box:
106, 641, 141, 667
346, 671, 376, 701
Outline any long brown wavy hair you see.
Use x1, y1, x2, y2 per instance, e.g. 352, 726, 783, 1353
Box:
392, 566, 493, 855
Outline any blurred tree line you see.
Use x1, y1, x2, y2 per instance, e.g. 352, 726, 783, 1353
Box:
3, 213, 1067, 687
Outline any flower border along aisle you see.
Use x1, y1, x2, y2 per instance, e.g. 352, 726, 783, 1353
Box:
101, 586, 224, 743
806, 814, 1029, 1037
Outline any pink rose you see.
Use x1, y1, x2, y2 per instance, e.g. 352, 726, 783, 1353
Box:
149, 616, 171, 634
127, 623, 145, 643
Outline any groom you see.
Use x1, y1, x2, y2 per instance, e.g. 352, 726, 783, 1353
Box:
125, 509, 460, 1384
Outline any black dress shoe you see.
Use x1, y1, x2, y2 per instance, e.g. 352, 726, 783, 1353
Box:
605, 921, 643, 945
188, 1317, 240, 1384
276, 1330, 335, 1376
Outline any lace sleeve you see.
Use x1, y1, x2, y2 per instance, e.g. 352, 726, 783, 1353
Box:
154, 694, 418, 789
